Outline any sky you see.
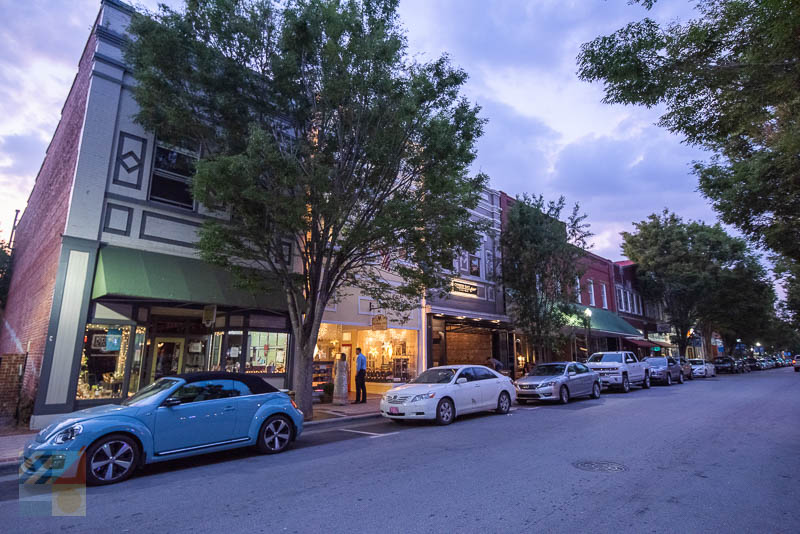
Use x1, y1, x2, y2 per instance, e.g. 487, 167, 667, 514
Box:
0, 0, 713, 260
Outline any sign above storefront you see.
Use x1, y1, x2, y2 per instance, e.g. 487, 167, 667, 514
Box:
372, 314, 388, 330
656, 323, 671, 333
203, 304, 217, 327
452, 280, 478, 296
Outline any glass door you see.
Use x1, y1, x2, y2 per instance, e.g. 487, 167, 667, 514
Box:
150, 337, 185, 382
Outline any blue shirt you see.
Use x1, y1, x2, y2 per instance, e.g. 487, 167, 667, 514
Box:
356, 353, 366, 372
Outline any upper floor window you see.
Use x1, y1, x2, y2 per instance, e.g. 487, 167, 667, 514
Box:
575, 277, 581, 304
149, 142, 197, 210
616, 287, 624, 311
601, 283, 608, 309
588, 279, 595, 306
469, 255, 481, 277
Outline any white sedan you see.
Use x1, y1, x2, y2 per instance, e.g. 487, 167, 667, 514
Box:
689, 359, 716, 378
380, 365, 516, 425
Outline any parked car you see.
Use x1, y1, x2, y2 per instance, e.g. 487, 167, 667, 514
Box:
689, 359, 716, 378
745, 357, 761, 370
736, 359, 751, 372
755, 358, 768, 370
514, 362, 601, 404
793, 357, 799, 372
21, 372, 304, 486
644, 356, 684, 385
762, 358, 775, 369
678, 358, 695, 380
586, 351, 651, 392
380, 365, 515, 425
713, 357, 736, 373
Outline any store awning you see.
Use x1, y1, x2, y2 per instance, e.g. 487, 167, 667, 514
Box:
568, 304, 642, 337
649, 339, 675, 349
91, 246, 287, 311
625, 338, 657, 348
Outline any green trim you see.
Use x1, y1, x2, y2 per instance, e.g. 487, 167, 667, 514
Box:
91, 246, 286, 311
568, 304, 642, 337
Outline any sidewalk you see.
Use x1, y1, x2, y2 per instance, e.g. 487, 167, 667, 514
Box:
307, 392, 382, 426
0, 431, 36, 466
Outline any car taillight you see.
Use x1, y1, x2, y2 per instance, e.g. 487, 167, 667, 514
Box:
290, 399, 299, 410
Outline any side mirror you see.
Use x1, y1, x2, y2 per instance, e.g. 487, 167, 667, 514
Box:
162, 397, 181, 407
568, 371, 577, 377
456, 377, 467, 384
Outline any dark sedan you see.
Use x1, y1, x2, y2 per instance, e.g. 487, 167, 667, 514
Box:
713, 357, 737, 373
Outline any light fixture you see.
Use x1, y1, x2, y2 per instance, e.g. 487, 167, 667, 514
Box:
755, 342, 761, 347
583, 308, 592, 317
456, 316, 466, 319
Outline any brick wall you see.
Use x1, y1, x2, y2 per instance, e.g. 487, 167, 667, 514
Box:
578, 252, 616, 313
0, 354, 26, 421
446, 332, 492, 365
0, 30, 97, 404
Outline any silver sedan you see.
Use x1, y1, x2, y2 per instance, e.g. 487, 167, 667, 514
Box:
514, 362, 602, 404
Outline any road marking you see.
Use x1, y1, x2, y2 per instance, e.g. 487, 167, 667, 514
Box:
338, 429, 385, 437
369, 432, 398, 439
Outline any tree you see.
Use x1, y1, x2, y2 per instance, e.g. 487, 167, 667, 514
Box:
125, 0, 487, 417
501, 195, 591, 362
577, 0, 800, 263
622, 210, 749, 357
0, 240, 11, 308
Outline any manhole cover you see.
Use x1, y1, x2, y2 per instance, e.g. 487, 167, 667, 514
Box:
572, 460, 628, 473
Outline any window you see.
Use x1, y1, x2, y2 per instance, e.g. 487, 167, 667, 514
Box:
636, 294, 642, 315
576, 363, 590, 374
474, 367, 496, 381
171, 379, 238, 404
567, 363, 578, 374
486, 250, 495, 279
458, 368, 477, 382
625, 353, 636, 363
588, 280, 595, 306
616, 287, 624, 310
576, 277, 582, 304
601, 284, 608, 309
246, 331, 289, 374
149, 143, 197, 209
231, 380, 253, 396
77, 324, 131, 400
624, 291, 632, 312
469, 255, 481, 277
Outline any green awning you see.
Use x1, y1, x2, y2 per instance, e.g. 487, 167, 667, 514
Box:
92, 246, 286, 311
567, 304, 641, 337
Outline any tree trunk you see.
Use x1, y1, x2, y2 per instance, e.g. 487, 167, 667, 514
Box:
292, 335, 315, 420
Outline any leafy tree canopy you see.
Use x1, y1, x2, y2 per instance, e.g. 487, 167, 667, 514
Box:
0, 240, 11, 308
501, 195, 590, 362
125, 0, 487, 416
578, 0, 800, 262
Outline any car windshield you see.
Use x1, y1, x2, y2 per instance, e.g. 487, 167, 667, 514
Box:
689, 359, 703, 365
532, 364, 565, 376
121, 378, 178, 406
644, 357, 667, 366
588, 353, 622, 363
411, 369, 456, 384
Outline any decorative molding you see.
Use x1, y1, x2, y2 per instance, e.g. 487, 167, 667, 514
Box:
94, 52, 129, 73
112, 132, 147, 189
103, 203, 133, 236
95, 25, 128, 48
105, 192, 216, 222
139, 210, 201, 248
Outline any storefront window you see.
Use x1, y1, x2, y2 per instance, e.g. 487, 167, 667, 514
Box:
210, 331, 224, 370
184, 335, 210, 373
127, 326, 147, 396
246, 332, 288, 374
225, 331, 243, 372
77, 324, 131, 400
358, 328, 417, 383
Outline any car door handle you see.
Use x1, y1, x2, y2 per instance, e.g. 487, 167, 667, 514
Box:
223, 406, 235, 412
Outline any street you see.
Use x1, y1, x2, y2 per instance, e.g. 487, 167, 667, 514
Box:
1, 367, 798, 533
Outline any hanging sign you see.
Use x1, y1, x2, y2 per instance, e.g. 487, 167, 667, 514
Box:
202, 304, 217, 327
372, 314, 388, 330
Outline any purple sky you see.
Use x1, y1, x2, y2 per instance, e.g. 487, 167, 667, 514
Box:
0, 0, 713, 260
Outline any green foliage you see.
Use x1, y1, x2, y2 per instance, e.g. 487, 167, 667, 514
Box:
577, 0, 800, 262
501, 195, 591, 361
125, 0, 487, 416
622, 210, 763, 356
0, 240, 11, 308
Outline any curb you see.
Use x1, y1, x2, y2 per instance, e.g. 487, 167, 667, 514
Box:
304, 412, 382, 429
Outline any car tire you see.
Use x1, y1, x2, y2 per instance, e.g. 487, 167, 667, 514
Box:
678, 372, 685, 384
257, 414, 293, 454
496, 391, 511, 414
619, 374, 630, 393
641, 373, 651, 389
85, 433, 139, 486
591, 382, 601, 399
559, 386, 570, 404
665, 373, 672, 386
435, 398, 455, 425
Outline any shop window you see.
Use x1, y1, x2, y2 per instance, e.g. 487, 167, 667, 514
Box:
126, 326, 147, 396
77, 324, 131, 400
246, 331, 288, 374
225, 331, 244, 372
183, 336, 210, 373
149, 143, 197, 210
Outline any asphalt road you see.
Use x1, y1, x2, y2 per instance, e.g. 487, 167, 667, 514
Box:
1, 367, 798, 533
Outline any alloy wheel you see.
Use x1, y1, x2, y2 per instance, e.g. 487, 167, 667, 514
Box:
263, 417, 291, 452
437, 399, 454, 424
90, 440, 135, 483
497, 392, 511, 414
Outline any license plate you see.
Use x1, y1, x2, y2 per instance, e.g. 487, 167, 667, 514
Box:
389, 407, 399, 414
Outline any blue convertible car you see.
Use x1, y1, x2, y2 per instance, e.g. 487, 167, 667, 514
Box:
22, 372, 304, 485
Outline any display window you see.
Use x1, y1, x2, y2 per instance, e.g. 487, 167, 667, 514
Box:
246, 331, 288, 374
126, 326, 147, 395
77, 324, 131, 400
358, 328, 417, 383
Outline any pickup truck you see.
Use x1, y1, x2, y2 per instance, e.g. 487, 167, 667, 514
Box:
586, 351, 651, 392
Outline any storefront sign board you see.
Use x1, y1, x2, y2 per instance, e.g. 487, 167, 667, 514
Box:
372, 315, 388, 330
452, 280, 478, 296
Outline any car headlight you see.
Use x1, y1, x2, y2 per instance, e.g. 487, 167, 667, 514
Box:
411, 392, 436, 403
52, 424, 83, 445
537, 381, 556, 388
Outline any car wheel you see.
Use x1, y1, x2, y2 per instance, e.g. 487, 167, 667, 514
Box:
591, 382, 601, 399
619, 374, 630, 393
257, 415, 293, 454
678, 372, 685, 384
85, 433, 139, 486
641, 373, 651, 389
435, 398, 455, 425
688, 371, 694, 380
665, 373, 672, 386
559, 386, 570, 404
496, 391, 511, 414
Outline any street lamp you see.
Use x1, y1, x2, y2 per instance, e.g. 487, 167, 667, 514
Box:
584, 308, 593, 359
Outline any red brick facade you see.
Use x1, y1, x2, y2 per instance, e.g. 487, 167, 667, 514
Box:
577, 252, 616, 313
0, 31, 96, 405
0, 354, 26, 422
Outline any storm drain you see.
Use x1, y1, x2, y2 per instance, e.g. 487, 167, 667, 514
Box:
572, 460, 628, 473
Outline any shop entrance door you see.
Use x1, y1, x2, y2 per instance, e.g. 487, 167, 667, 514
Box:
151, 337, 185, 382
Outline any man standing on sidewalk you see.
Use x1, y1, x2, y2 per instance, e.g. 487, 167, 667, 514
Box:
354, 347, 367, 404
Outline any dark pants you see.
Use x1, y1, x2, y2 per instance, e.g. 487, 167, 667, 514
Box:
355, 369, 367, 403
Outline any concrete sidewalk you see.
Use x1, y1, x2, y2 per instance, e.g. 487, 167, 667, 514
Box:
0, 431, 35, 466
